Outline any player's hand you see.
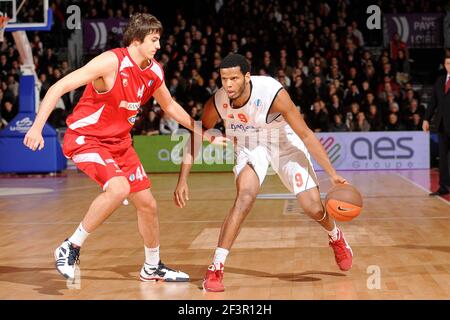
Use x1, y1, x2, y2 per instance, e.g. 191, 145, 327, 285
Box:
203, 132, 232, 147
330, 174, 347, 185
23, 126, 45, 151
422, 120, 429, 132
209, 135, 232, 147
174, 180, 190, 208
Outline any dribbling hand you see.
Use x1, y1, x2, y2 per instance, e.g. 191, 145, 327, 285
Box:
330, 174, 347, 185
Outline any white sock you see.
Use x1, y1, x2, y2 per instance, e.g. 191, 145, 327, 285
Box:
327, 223, 339, 241
144, 245, 160, 266
68, 222, 90, 247
213, 247, 229, 267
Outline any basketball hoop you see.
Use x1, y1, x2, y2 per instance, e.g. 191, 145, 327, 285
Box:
0, 15, 10, 42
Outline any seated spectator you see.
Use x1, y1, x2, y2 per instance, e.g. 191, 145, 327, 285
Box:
387, 102, 401, 123
377, 76, 401, 101
168, 77, 187, 102
39, 73, 51, 99
6, 75, 19, 99
326, 82, 342, 102
326, 93, 344, 118
361, 80, 371, 96
187, 68, 206, 101
277, 69, 291, 89
0, 55, 10, 79
60, 60, 72, 76
384, 113, 405, 131
141, 110, 160, 136
326, 66, 344, 84
401, 88, 417, 109
47, 94, 68, 129
205, 78, 218, 96
344, 83, 362, 106
159, 111, 179, 135
190, 105, 201, 121
309, 100, 329, 132
295, 59, 309, 77
395, 49, 410, 85
366, 104, 384, 131
408, 114, 422, 131
309, 76, 327, 101
1, 100, 17, 124
351, 112, 371, 132
402, 99, 423, 130
390, 32, 408, 61
361, 91, 377, 113
380, 92, 398, 119
289, 75, 307, 108
330, 114, 349, 132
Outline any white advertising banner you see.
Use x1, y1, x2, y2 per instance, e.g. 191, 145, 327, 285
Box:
312, 131, 429, 171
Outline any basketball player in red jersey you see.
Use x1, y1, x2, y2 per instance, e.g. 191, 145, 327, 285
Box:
23, 13, 213, 281
174, 54, 352, 292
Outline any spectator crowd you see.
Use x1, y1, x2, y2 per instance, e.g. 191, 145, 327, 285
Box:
1, 0, 448, 134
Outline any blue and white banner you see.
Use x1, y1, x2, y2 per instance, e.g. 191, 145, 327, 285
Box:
313, 131, 429, 171
384, 14, 444, 48
83, 18, 129, 53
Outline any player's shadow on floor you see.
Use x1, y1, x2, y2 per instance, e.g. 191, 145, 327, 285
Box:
108, 264, 346, 290
105, 264, 346, 281
0, 263, 347, 296
0, 265, 137, 297
0, 265, 70, 296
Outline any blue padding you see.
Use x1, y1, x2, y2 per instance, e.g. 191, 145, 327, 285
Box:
18, 75, 35, 113
0, 114, 67, 172
0, 72, 67, 173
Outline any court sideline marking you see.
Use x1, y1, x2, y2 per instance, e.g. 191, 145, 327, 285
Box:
395, 173, 449, 205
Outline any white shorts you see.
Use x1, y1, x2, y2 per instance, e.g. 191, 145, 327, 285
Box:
233, 126, 318, 194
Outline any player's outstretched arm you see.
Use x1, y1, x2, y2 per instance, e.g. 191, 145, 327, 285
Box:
153, 83, 204, 136
270, 89, 346, 185
23, 52, 118, 151
174, 96, 220, 208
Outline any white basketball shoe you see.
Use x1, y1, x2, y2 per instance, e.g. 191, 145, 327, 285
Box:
54, 239, 80, 280
140, 261, 189, 282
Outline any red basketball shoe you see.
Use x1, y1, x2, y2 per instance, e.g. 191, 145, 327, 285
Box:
329, 229, 353, 271
202, 263, 225, 292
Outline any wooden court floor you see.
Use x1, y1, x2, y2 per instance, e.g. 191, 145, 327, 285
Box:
0, 170, 448, 299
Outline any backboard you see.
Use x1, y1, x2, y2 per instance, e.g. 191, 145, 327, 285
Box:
0, 0, 52, 31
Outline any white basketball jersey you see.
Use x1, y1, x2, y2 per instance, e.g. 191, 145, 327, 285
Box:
214, 76, 316, 193
213, 76, 287, 137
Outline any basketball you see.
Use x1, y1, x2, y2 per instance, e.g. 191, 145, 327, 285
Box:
325, 184, 363, 221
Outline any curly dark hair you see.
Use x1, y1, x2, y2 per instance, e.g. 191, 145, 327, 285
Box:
219, 54, 251, 75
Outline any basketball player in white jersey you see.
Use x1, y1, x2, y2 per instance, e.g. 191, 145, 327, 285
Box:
174, 54, 353, 292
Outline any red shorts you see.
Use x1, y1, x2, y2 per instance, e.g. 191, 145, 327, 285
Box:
63, 132, 151, 193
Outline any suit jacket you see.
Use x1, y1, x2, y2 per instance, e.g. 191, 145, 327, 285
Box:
425, 74, 450, 133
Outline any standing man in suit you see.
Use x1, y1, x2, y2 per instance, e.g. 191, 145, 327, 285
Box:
423, 52, 450, 195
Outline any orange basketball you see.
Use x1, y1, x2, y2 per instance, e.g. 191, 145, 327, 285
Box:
325, 184, 363, 221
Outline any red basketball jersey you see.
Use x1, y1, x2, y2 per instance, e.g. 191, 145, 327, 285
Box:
66, 48, 164, 140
